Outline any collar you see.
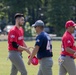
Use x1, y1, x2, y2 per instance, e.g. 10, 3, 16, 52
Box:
66, 30, 71, 35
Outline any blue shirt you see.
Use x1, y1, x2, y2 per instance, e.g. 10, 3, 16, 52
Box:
35, 31, 53, 59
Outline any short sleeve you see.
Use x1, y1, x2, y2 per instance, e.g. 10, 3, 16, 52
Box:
35, 35, 43, 47
9, 30, 17, 42
63, 37, 73, 48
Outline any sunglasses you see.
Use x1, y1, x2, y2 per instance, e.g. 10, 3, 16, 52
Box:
34, 26, 37, 28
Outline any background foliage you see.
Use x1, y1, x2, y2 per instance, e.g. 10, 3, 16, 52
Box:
0, 0, 76, 36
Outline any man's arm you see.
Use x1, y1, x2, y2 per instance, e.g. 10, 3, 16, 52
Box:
18, 46, 31, 54
23, 41, 27, 47
66, 47, 76, 57
64, 38, 76, 57
65, 47, 76, 54
12, 41, 31, 54
65, 47, 76, 57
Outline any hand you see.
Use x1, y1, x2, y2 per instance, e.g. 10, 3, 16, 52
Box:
73, 52, 76, 57
24, 47, 31, 54
26, 47, 34, 54
27, 59, 31, 65
29, 47, 34, 50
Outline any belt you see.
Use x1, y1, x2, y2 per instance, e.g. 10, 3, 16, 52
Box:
39, 56, 52, 60
61, 55, 75, 59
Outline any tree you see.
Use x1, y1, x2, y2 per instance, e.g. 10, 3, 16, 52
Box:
1, 0, 76, 36
26, 0, 45, 25
48, 0, 73, 36
3, 0, 27, 24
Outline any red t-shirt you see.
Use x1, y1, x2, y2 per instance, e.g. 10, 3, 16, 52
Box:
8, 26, 24, 52
61, 31, 76, 57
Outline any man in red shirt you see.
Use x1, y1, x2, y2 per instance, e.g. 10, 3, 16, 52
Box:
58, 20, 76, 75
8, 13, 31, 75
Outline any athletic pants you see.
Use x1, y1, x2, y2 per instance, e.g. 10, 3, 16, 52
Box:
58, 55, 76, 75
8, 51, 27, 75
38, 57, 53, 75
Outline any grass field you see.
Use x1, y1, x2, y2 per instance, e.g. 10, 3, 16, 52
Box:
0, 41, 62, 75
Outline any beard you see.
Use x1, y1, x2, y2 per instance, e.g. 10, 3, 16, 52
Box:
18, 22, 23, 27
19, 24, 23, 27
18, 21, 24, 27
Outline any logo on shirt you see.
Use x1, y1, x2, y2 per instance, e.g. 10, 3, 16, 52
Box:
61, 48, 64, 51
10, 35, 15, 38
36, 39, 40, 42
18, 36, 23, 40
67, 40, 71, 43
61, 43, 64, 51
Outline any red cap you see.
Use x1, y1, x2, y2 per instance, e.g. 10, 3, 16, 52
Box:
28, 56, 38, 65
65, 20, 76, 28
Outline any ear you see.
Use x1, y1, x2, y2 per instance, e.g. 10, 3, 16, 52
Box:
16, 18, 20, 22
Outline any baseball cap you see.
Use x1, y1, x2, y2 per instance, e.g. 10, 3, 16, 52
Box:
32, 20, 44, 27
28, 55, 38, 65
65, 20, 76, 28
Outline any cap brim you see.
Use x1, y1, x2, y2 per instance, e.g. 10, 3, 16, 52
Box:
32, 24, 35, 27
32, 56, 38, 65
74, 24, 76, 28
28, 55, 38, 65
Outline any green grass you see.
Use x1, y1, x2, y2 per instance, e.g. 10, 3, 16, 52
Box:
0, 41, 62, 75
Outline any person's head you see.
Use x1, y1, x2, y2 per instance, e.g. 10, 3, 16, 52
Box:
65, 20, 76, 33
14, 13, 25, 26
32, 20, 44, 34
